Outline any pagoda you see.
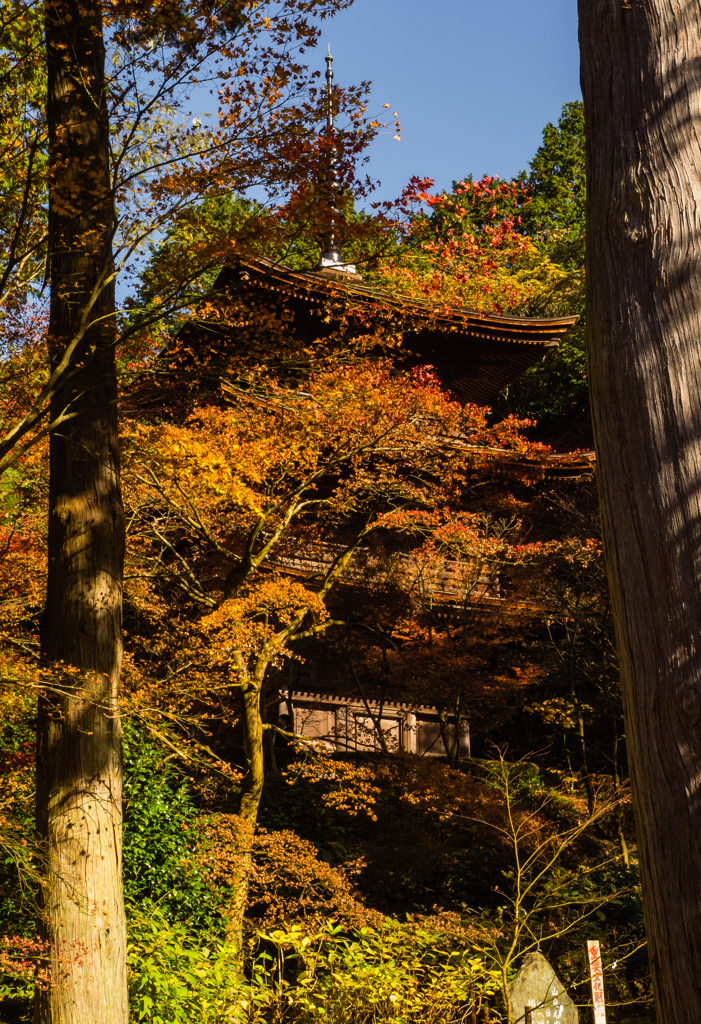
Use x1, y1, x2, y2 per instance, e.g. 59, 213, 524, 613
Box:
173, 50, 579, 410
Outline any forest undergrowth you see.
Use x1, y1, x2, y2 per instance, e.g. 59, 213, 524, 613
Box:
0, 711, 651, 1023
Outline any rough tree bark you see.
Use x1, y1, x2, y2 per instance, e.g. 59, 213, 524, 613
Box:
36, 0, 127, 1021
579, 1, 701, 1018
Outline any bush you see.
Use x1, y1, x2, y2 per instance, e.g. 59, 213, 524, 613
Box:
127, 911, 502, 1024
259, 920, 502, 1024
127, 904, 265, 1024
200, 816, 379, 931
122, 725, 220, 928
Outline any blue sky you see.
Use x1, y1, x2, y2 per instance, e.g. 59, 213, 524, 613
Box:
322, 0, 581, 202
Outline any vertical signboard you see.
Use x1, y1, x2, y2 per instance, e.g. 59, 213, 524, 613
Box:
586, 940, 607, 1024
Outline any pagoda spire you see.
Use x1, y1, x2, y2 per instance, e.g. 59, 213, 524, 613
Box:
316, 47, 357, 275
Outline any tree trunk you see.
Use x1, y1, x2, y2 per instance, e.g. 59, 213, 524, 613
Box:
438, 704, 461, 769
226, 679, 265, 954
574, 700, 594, 816
612, 719, 630, 868
36, 0, 126, 1021
579, 2, 701, 1018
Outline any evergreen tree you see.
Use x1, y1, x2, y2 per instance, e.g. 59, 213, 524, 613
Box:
520, 100, 586, 268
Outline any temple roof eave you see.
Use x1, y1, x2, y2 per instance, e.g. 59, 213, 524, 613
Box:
221, 257, 579, 349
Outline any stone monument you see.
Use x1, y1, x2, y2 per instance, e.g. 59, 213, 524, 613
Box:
507, 951, 579, 1024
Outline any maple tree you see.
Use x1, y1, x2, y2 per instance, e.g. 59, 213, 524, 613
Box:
367, 106, 588, 446
366, 175, 534, 313
0, 1, 407, 1022
0, 0, 400, 472
366, 170, 581, 323
118, 357, 557, 945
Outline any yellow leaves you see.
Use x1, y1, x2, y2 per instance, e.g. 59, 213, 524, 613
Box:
170, 434, 237, 496
124, 416, 269, 516
199, 577, 328, 667
289, 758, 383, 820
125, 363, 469, 556
525, 698, 594, 730
0, 683, 35, 726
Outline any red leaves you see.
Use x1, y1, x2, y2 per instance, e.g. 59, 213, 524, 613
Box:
0, 935, 52, 990
370, 174, 536, 314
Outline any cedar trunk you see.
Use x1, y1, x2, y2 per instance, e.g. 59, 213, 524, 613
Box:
579, 1, 701, 1017
36, 0, 127, 1021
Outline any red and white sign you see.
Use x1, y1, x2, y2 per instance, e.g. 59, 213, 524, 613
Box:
587, 940, 607, 1024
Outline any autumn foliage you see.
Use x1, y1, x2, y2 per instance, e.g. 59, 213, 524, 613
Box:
0, 0, 645, 1010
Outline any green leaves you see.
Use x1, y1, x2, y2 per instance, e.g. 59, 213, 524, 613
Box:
520, 101, 586, 269
127, 911, 502, 1023
254, 919, 502, 1023
122, 724, 222, 929
127, 906, 251, 1024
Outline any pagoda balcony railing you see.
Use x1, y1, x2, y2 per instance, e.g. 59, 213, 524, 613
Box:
271, 538, 501, 606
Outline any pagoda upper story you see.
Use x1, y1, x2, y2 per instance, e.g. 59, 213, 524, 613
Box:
171, 49, 578, 408
177, 254, 578, 407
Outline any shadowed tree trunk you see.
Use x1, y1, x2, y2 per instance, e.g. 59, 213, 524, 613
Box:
36, 0, 127, 1021
579, 1, 701, 1018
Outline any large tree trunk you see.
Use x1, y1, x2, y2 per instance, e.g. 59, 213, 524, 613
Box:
36, 0, 127, 1021
579, 2, 701, 1018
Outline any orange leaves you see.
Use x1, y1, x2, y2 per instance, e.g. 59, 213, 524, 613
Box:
200, 817, 379, 930
168, 432, 244, 499
124, 413, 272, 530
120, 353, 571, 741
200, 577, 327, 668
286, 757, 383, 820
511, 535, 603, 567
122, 357, 553, 628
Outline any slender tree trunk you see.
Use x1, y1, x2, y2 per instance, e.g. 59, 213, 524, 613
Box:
612, 720, 629, 868
438, 700, 461, 770
36, 1, 126, 1022
574, 699, 594, 816
579, 2, 701, 1018
226, 679, 265, 953
268, 727, 278, 775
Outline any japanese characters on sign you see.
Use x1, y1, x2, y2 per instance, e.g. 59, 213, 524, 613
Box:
526, 997, 566, 1021
507, 951, 579, 1024
586, 940, 607, 1024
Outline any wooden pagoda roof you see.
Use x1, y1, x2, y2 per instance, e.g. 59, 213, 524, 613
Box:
181, 256, 579, 407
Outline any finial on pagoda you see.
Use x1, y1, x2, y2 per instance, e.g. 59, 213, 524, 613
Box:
325, 45, 334, 133
315, 47, 359, 277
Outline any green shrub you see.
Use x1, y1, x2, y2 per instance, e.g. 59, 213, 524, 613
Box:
127, 904, 266, 1024
122, 725, 220, 928
127, 911, 502, 1024
259, 920, 502, 1023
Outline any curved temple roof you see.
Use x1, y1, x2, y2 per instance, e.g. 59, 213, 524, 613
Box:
209, 257, 579, 406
